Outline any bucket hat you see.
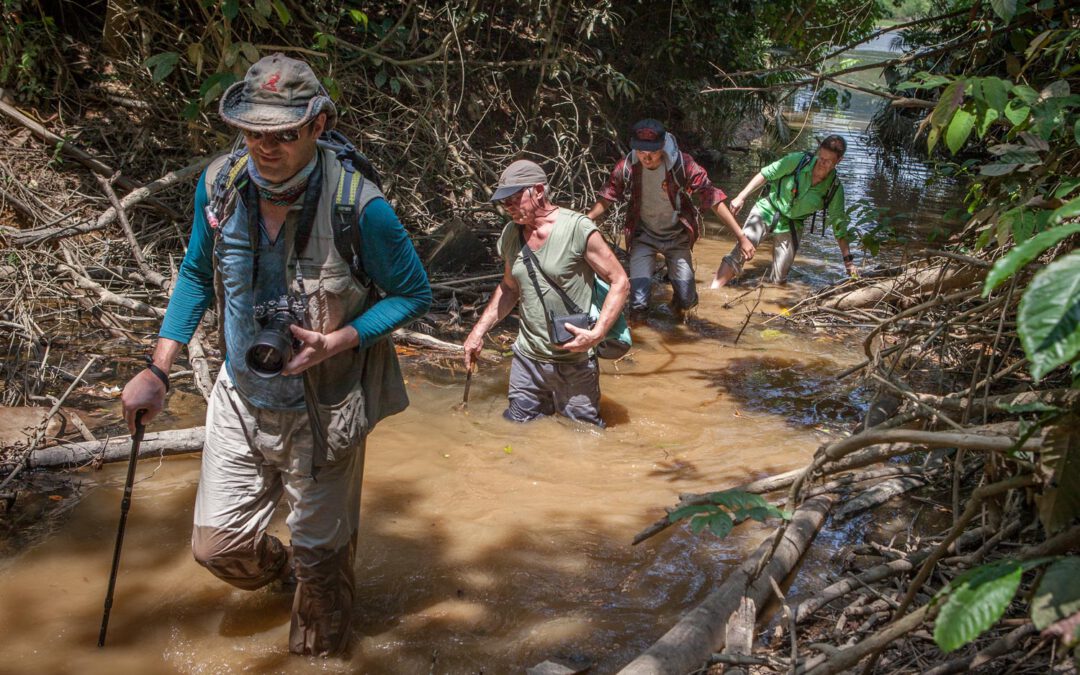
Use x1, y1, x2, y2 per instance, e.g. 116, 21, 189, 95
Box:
219, 53, 337, 133
490, 160, 548, 202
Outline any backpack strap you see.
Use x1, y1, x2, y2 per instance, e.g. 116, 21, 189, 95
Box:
331, 160, 386, 287
205, 149, 250, 239
817, 174, 841, 237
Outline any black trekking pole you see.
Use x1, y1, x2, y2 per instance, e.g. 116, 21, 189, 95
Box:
98, 409, 145, 647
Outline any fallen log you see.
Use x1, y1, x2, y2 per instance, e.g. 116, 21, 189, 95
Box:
28, 427, 205, 468
833, 475, 928, 521
824, 264, 983, 311
617, 494, 836, 675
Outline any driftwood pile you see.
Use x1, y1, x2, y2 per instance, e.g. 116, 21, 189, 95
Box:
621, 250, 1078, 673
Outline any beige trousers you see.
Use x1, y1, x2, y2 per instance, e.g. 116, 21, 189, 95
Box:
192, 368, 365, 656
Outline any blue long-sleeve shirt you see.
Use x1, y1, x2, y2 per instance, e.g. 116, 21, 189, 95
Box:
160, 168, 431, 350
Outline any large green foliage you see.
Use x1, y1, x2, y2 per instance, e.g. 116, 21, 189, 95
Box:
934, 556, 1080, 654
889, 1, 1079, 384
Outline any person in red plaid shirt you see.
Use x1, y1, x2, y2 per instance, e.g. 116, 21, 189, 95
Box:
587, 118, 754, 320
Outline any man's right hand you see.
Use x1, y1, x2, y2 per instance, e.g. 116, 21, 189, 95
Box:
729, 195, 746, 216
462, 332, 484, 371
121, 368, 167, 434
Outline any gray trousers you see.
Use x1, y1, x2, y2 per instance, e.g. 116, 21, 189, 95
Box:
721, 209, 797, 283
629, 230, 697, 311
505, 346, 604, 427
192, 368, 365, 656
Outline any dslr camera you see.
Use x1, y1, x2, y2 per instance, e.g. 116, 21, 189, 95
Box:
246, 295, 307, 378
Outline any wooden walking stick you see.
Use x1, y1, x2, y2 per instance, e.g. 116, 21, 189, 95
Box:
98, 409, 145, 647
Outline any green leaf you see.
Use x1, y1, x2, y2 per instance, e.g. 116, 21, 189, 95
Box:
931, 80, 965, 131
222, 0, 239, 20
1032, 557, 1080, 630
710, 489, 770, 511
928, 126, 942, 153
1052, 195, 1080, 225
990, 0, 1017, 21
321, 76, 340, 101
979, 77, 1010, 112
390, 77, 401, 95
1012, 84, 1040, 104
199, 71, 239, 104
977, 106, 1000, 138
984, 221, 1080, 294
979, 162, 1020, 176
239, 42, 259, 66
947, 106, 975, 154
933, 560, 1023, 652
1075, 118, 1080, 146
706, 511, 734, 538
1005, 99, 1031, 125
989, 143, 1042, 164
1054, 178, 1080, 199
271, 0, 291, 25
348, 9, 368, 27
1037, 418, 1080, 535
144, 51, 179, 83
374, 69, 388, 88
668, 504, 716, 523
254, 0, 272, 18
1018, 251, 1080, 382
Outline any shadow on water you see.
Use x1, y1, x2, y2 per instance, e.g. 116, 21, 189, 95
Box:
692, 355, 871, 431
0, 455, 783, 673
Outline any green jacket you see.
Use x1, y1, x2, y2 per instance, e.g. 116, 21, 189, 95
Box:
754, 152, 849, 238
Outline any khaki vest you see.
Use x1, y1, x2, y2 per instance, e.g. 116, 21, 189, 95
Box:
204, 147, 408, 466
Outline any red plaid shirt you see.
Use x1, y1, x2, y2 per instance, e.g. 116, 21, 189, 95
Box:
598, 151, 725, 249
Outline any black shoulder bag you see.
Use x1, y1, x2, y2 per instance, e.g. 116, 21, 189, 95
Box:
519, 242, 593, 345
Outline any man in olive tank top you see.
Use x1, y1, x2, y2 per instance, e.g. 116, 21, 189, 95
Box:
463, 160, 628, 427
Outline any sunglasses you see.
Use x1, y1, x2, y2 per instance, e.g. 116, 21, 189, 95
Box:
242, 120, 314, 145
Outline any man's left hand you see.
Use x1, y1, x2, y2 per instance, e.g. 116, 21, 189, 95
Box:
282, 324, 342, 376
562, 323, 603, 352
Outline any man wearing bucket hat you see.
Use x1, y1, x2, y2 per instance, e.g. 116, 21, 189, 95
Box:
587, 118, 755, 320
462, 159, 628, 427
120, 54, 431, 656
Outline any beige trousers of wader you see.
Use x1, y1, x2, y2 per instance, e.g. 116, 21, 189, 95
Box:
192, 369, 365, 656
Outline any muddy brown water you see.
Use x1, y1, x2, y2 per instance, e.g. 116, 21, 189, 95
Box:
0, 35, 961, 674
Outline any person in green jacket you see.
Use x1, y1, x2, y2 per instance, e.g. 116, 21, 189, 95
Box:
710, 135, 857, 287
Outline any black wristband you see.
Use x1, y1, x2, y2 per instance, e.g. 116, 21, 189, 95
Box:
843, 254, 855, 263
144, 357, 170, 392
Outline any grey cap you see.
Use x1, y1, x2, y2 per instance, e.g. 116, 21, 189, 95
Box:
490, 159, 547, 202
219, 53, 337, 133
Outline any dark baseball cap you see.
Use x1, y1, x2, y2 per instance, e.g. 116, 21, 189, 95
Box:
219, 53, 337, 133
630, 118, 666, 151
490, 159, 548, 202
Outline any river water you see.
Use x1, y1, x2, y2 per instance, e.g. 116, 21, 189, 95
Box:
0, 35, 960, 675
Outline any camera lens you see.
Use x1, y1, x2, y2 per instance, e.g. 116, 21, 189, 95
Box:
246, 342, 286, 377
